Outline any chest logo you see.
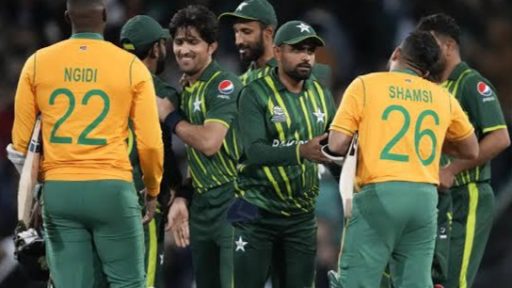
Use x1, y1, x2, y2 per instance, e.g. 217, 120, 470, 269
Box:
313, 109, 325, 123
218, 80, 235, 94
271, 106, 287, 123
477, 81, 493, 97
193, 99, 202, 112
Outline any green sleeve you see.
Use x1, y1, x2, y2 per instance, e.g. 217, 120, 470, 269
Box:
239, 85, 301, 166
153, 76, 180, 107
461, 74, 507, 134
325, 88, 337, 128
205, 73, 242, 127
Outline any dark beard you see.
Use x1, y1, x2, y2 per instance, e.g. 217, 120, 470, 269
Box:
286, 64, 312, 81
155, 57, 166, 75
239, 33, 265, 66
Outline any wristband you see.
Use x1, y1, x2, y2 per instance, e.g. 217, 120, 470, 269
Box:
163, 110, 184, 133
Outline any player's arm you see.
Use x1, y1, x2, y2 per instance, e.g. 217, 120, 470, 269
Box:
175, 122, 228, 157
443, 94, 479, 161
11, 53, 38, 155
130, 58, 164, 198
328, 77, 364, 156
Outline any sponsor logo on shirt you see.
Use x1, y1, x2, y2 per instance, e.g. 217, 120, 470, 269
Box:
272, 139, 308, 147
271, 106, 287, 123
477, 81, 493, 97
218, 80, 235, 94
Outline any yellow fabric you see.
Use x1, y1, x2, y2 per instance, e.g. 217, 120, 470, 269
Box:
146, 219, 158, 287
459, 183, 479, 288
330, 72, 474, 186
12, 37, 163, 196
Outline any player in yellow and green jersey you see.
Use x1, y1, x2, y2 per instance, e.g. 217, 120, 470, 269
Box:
156, 5, 243, 288
120, 15, 183, 288
219, 0, 332, 87
417, 14, 510, 288
10, 0, 163, 287
231, 20, 336, 287
327, 31, 479, 288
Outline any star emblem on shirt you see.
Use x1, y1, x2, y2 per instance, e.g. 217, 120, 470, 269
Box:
297, 23, 311, 33
313, 109, 325, 123
235, 236, 248, 252
193, 99, 202, 112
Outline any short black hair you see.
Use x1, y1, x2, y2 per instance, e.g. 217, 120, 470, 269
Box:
400, 30, 441, 77
169, 5, 218, 44
416, 13, 461, 44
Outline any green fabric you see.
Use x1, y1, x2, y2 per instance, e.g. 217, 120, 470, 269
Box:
143, 210, 164, 288
233, 211, 317, 288
444, 182, 494, 288
42, 180, 144, 288
336, 182, 437, 288
441, 62, 507, 185
236, 67, 336, 215
432, 192, 453, 285
70, 33, 104, 40
189, 182, 235, 288
180, 61, 242, 193
218, 0, 277, 27
274, 20, 325, 46
120, 15, 170, 51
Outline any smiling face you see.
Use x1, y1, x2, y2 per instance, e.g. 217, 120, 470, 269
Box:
275, 40, 317, 81
172, 26, 217, 76
233, 20, 265, 65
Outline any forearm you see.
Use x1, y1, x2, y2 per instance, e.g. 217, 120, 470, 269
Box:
448, 129, 510, 174
245, 143, 301, 166
174, 121, 223, 156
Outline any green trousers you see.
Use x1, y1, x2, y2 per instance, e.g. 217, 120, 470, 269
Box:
432, 191, 453, 285
335, 182, 437, 288
42, 180, 145, 288
444, 182, 494, 288
232, 207, 317, 288
189, 182, 235, 288
143, 209, 164, 288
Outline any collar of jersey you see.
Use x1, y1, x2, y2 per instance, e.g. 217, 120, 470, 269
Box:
198, 60, 221, 82
391, 67, 419, 76
446, 61, 470, 81
270, 67, 314, 92
70, 33, 104, 40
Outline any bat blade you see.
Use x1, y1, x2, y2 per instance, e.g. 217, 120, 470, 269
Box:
339, 133, 358, 219
17, 117, 42, 228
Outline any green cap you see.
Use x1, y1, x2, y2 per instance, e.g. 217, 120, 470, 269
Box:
120, 15, 170, 51
218, 0, 277, 27
274, 20, 325, 47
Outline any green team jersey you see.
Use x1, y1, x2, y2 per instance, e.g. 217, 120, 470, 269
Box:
240, 57, 332, 88
180, 61, 243, 193
236, 67, 336, 216
442, 62, 507, 186
129, 74, 180, 202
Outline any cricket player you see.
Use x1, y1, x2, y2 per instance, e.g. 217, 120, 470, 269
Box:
327, 31, 479, 288
9, 0, 163, 287
156, 5, 243, 288
231, 20, 336, 288
417, 14, 510, 288
219, 0, 332, 86
120, 15, 183, 288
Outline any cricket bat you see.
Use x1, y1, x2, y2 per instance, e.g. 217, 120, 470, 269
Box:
17, 116, 42, 228
339, 133, 358, 219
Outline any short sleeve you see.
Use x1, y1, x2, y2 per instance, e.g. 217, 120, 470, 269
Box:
205, 73, 243, 128
329, 77, 365, 136
446, 95, 475, 142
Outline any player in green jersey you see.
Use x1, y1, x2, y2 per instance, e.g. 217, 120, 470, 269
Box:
219, 0, 332, 86
156, 5, 243, 288
120, 15, 182, 288
230, 20, 336, 288
417, 13, 510, 288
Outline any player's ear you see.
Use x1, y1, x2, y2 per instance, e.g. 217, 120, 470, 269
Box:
273, 45, 281, 60
64, 10, 70, 24
150, 42, 159, 59
208, 41, 218, 56
390, 47, 401, 61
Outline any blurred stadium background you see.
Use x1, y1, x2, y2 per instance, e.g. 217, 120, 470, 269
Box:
0, 0, 511, 287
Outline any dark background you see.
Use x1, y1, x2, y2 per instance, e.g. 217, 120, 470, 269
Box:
0, 0, 511, 287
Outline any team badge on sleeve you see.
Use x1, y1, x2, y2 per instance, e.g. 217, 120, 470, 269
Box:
218, 80, 235, 94
477, 81, 493, 97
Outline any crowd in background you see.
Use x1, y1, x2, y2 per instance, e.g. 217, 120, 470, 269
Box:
0, 0, 511, 287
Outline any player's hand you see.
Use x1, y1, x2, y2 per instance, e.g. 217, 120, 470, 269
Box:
142, 193, 158, 224
439, 166, 455, 190
166, 197, 190, 247
156, 97, 175, 122
299, 133, 332, 163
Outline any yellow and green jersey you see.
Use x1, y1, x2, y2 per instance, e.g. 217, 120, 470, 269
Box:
441, 62, 507, 186
237, 68, 336, 216
12, 33, 163, 196
330, 69, 474, 187
181, 61, 243, 193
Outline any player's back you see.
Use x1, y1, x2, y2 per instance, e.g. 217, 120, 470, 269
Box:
355, 71, 460, 186
31, 35, 153, 181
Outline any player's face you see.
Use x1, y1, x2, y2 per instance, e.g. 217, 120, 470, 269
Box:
431, 33, 448, 72
173, 26, 216, 76
233, 21, 265, 65
276, 42, 316, 81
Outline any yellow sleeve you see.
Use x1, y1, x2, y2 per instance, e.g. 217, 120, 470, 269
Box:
329, 77, 365, 136
129, 57, 163, 197
446, 94, 475, 142
12, 53, 38, 154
